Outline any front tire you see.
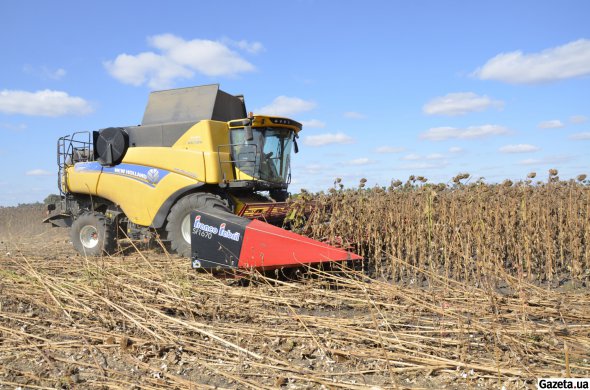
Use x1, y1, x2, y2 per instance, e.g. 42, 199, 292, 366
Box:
165, 193, 231, 257
71, 212, 116, 256
269, 189, 289, 202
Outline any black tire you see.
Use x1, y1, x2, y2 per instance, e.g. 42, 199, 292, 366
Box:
165, 193, 231, 257
71, 212, 116, 256
269, 189, 290, 202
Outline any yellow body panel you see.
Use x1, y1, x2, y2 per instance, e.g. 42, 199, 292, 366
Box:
65, 120, 236, 226
172, 120, 235, 183
65, 170, 101, 194
123, 147, 206, 182
64, 117, 299, 227
95, 167, 197, 225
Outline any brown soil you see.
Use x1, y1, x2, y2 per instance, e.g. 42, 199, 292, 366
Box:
0, 205, 589, 389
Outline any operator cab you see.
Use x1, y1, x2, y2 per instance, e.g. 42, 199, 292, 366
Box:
227, 116, 301, 190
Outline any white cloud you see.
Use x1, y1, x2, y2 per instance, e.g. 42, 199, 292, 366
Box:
570, 132, 590, 140
105, 52, 191, 89
300, 119, 326, 128
222, 38, 265, 54
347, 158, 374, 166
519, 155, 574, 166
398, 162, 448, 170
401, 153, 421, 161
150, 34, 255, 76
472, 39, 590, 84
499, 144, 540, 153
105, 33, 257, 89
375, 146, 405, 154
420, 125, 509, 141
343, 111, 366, 119
303, 132, 354, 147
0, 89, 93, 117
26, 169, 52, 176
24, 65, 67, 80
296, 163, 326, 174
538, 120, 565, 129
257, 96, 316, 117
402, 153, 445, 161
0, 123, 27, 131
423, 92, 503, 116
449, 146, 463, 153
51, 68, 67, 80
570, 115, 587, 124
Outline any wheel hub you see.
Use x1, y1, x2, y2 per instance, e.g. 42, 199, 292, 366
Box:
181, 214, 191, 244
79, 225, 99, 249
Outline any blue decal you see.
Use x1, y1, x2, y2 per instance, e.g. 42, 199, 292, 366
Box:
74, 161, 102, 172
74, 162, 169, 187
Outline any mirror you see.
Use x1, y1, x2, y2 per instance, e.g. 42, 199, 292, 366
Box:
244, 125, 253, 141
293, 133, 299, 153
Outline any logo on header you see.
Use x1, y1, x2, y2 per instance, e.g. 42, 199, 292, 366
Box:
193, 215, 241, 241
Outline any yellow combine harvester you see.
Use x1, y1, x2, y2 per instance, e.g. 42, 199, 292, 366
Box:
46, 85, 360, 271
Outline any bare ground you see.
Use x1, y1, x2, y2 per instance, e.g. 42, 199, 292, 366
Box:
0, 205, 589, 389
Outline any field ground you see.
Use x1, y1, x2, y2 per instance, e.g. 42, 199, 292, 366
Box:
0, 204, 589, 389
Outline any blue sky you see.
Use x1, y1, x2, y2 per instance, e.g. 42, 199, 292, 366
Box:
1, 1, 589, 205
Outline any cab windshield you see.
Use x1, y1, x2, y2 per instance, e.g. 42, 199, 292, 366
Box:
230, 127, 293, 183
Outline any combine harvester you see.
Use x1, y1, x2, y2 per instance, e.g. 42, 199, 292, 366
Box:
45, 85, 361, 272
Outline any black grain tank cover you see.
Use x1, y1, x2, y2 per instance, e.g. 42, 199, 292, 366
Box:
141, 84, 246, 125
93, 127, 129, 167
126, 84, 247, 148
